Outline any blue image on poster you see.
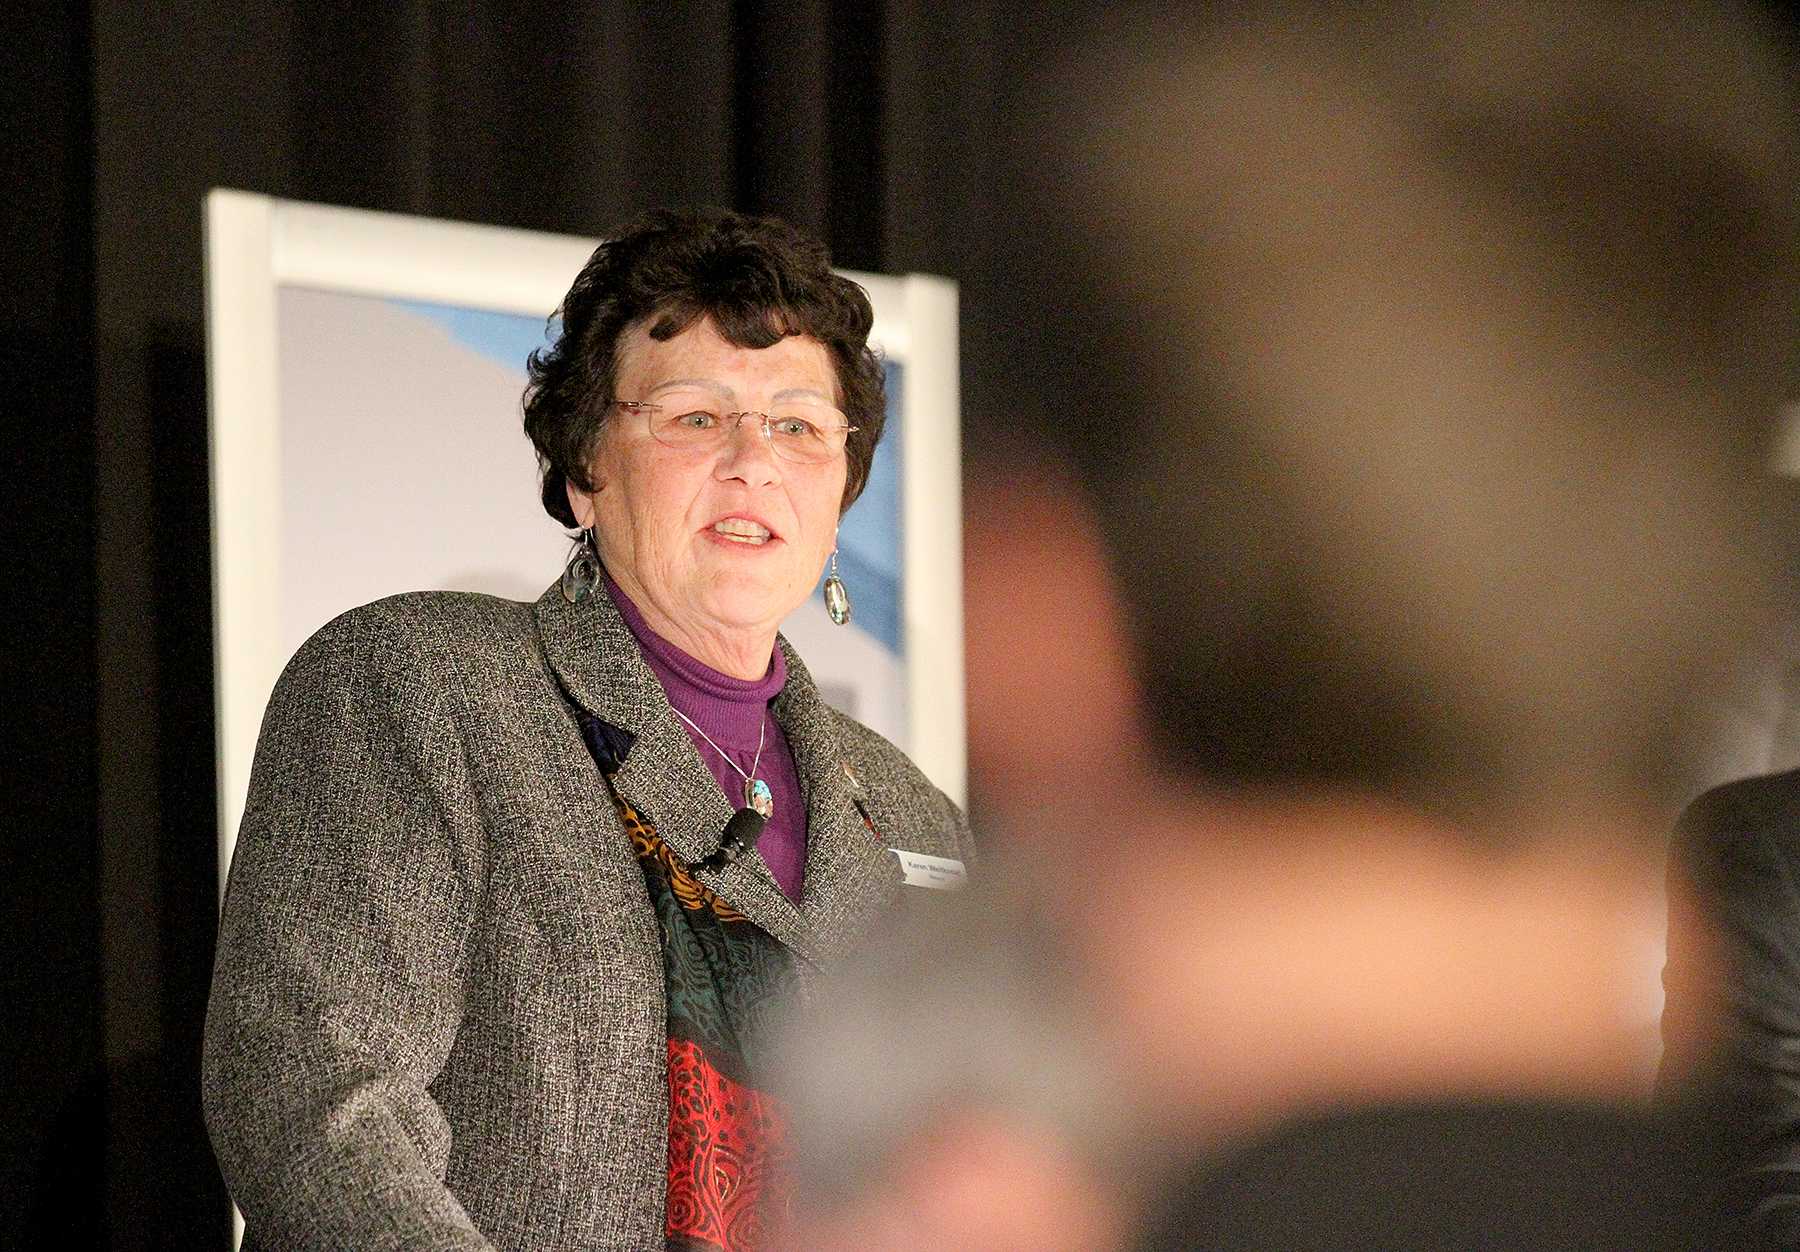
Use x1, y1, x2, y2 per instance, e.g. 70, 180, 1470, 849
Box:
393, 299, 554, 372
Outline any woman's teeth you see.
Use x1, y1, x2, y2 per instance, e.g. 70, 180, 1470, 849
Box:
713, 519, 770, 545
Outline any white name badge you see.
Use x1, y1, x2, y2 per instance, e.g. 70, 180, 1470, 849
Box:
892, 849, 968, 890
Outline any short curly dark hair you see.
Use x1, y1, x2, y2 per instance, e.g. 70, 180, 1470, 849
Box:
523, 208, 886, 528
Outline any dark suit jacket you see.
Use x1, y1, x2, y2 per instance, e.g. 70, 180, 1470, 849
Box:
1664, 768, 1800, 1249
1137, 1100, 1715, 1251
203, 581, 972, 1250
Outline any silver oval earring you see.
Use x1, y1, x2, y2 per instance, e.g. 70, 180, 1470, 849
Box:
560, 527, 601, 603
823, 549, 851, 625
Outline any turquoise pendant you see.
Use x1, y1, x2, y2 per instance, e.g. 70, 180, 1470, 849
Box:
745, 777, 774, 820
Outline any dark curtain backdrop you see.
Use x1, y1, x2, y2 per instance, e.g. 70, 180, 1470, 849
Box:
7, 1, 1087, 1246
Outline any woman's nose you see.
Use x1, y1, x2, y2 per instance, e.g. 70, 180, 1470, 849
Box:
716, 413, 783, 482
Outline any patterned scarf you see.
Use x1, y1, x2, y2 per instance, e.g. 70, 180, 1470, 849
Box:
577, 701, 798, 1251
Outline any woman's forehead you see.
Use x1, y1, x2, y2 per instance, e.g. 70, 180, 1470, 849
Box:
615, 317, 835, 398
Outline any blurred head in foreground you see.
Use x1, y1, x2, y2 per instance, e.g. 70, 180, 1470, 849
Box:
786, 4, 1800, 1248
1011, 0, 1798, 837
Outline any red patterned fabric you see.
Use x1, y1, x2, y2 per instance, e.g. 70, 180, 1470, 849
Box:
588, 767, 795, 1252
665, 1039, 787, 1249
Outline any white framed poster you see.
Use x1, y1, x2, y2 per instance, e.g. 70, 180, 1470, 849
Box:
203, 190, 965, 900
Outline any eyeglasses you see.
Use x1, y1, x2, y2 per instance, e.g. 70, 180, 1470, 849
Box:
607, 393, 858, 466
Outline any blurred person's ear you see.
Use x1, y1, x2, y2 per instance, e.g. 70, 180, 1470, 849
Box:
963, 453, 1153, 835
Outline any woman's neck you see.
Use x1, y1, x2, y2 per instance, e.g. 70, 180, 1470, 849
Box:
602, 569, 777, 681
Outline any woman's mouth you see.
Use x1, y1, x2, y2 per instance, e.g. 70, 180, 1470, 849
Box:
711, 517, 773, 546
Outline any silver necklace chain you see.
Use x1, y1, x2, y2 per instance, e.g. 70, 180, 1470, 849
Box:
672, 707, 771, 817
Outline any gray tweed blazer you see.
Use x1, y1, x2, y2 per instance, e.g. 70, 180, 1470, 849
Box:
203, 580, 972, 1251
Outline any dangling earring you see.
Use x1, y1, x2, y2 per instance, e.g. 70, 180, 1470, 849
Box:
823, 549, 851, 625
560, 527, 601, 603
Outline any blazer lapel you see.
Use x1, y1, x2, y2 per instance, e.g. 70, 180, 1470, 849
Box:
535, 581, 817, 954
773, 639, 906, 966
534, 581, 907, 968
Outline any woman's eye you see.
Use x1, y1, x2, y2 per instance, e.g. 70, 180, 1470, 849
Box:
773, 418, 815, 438
674, 411, 717, 430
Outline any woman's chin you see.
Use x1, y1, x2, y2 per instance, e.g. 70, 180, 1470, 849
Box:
693, 582, 804, 636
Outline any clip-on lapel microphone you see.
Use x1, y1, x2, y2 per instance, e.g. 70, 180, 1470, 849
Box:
695, 807, 768, 873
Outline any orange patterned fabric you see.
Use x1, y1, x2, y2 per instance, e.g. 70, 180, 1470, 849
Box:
605, 784, 793, 1251
615, 792, 747, 923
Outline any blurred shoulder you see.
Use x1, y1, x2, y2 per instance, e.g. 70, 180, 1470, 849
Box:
1674, 768, 1800, 890
1679, 768, 1800, 844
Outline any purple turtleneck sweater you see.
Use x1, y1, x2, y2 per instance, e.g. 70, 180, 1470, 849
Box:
605, 573, 806, 902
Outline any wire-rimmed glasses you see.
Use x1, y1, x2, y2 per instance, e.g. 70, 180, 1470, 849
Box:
608, 393, 858, 466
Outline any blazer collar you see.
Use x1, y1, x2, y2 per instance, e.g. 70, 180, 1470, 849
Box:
534, 580, 901, 967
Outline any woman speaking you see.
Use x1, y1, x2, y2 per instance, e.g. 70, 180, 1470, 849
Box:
202, 208, 972, 1251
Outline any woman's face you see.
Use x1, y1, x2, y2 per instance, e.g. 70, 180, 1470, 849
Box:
568, 317, 849, 652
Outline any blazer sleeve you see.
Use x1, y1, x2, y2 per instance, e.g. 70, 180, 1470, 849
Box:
202, 605, 496, 1250
1667, 778, 1800, 1248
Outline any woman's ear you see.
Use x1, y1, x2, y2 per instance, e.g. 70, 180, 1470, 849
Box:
565, 477, 597, 529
